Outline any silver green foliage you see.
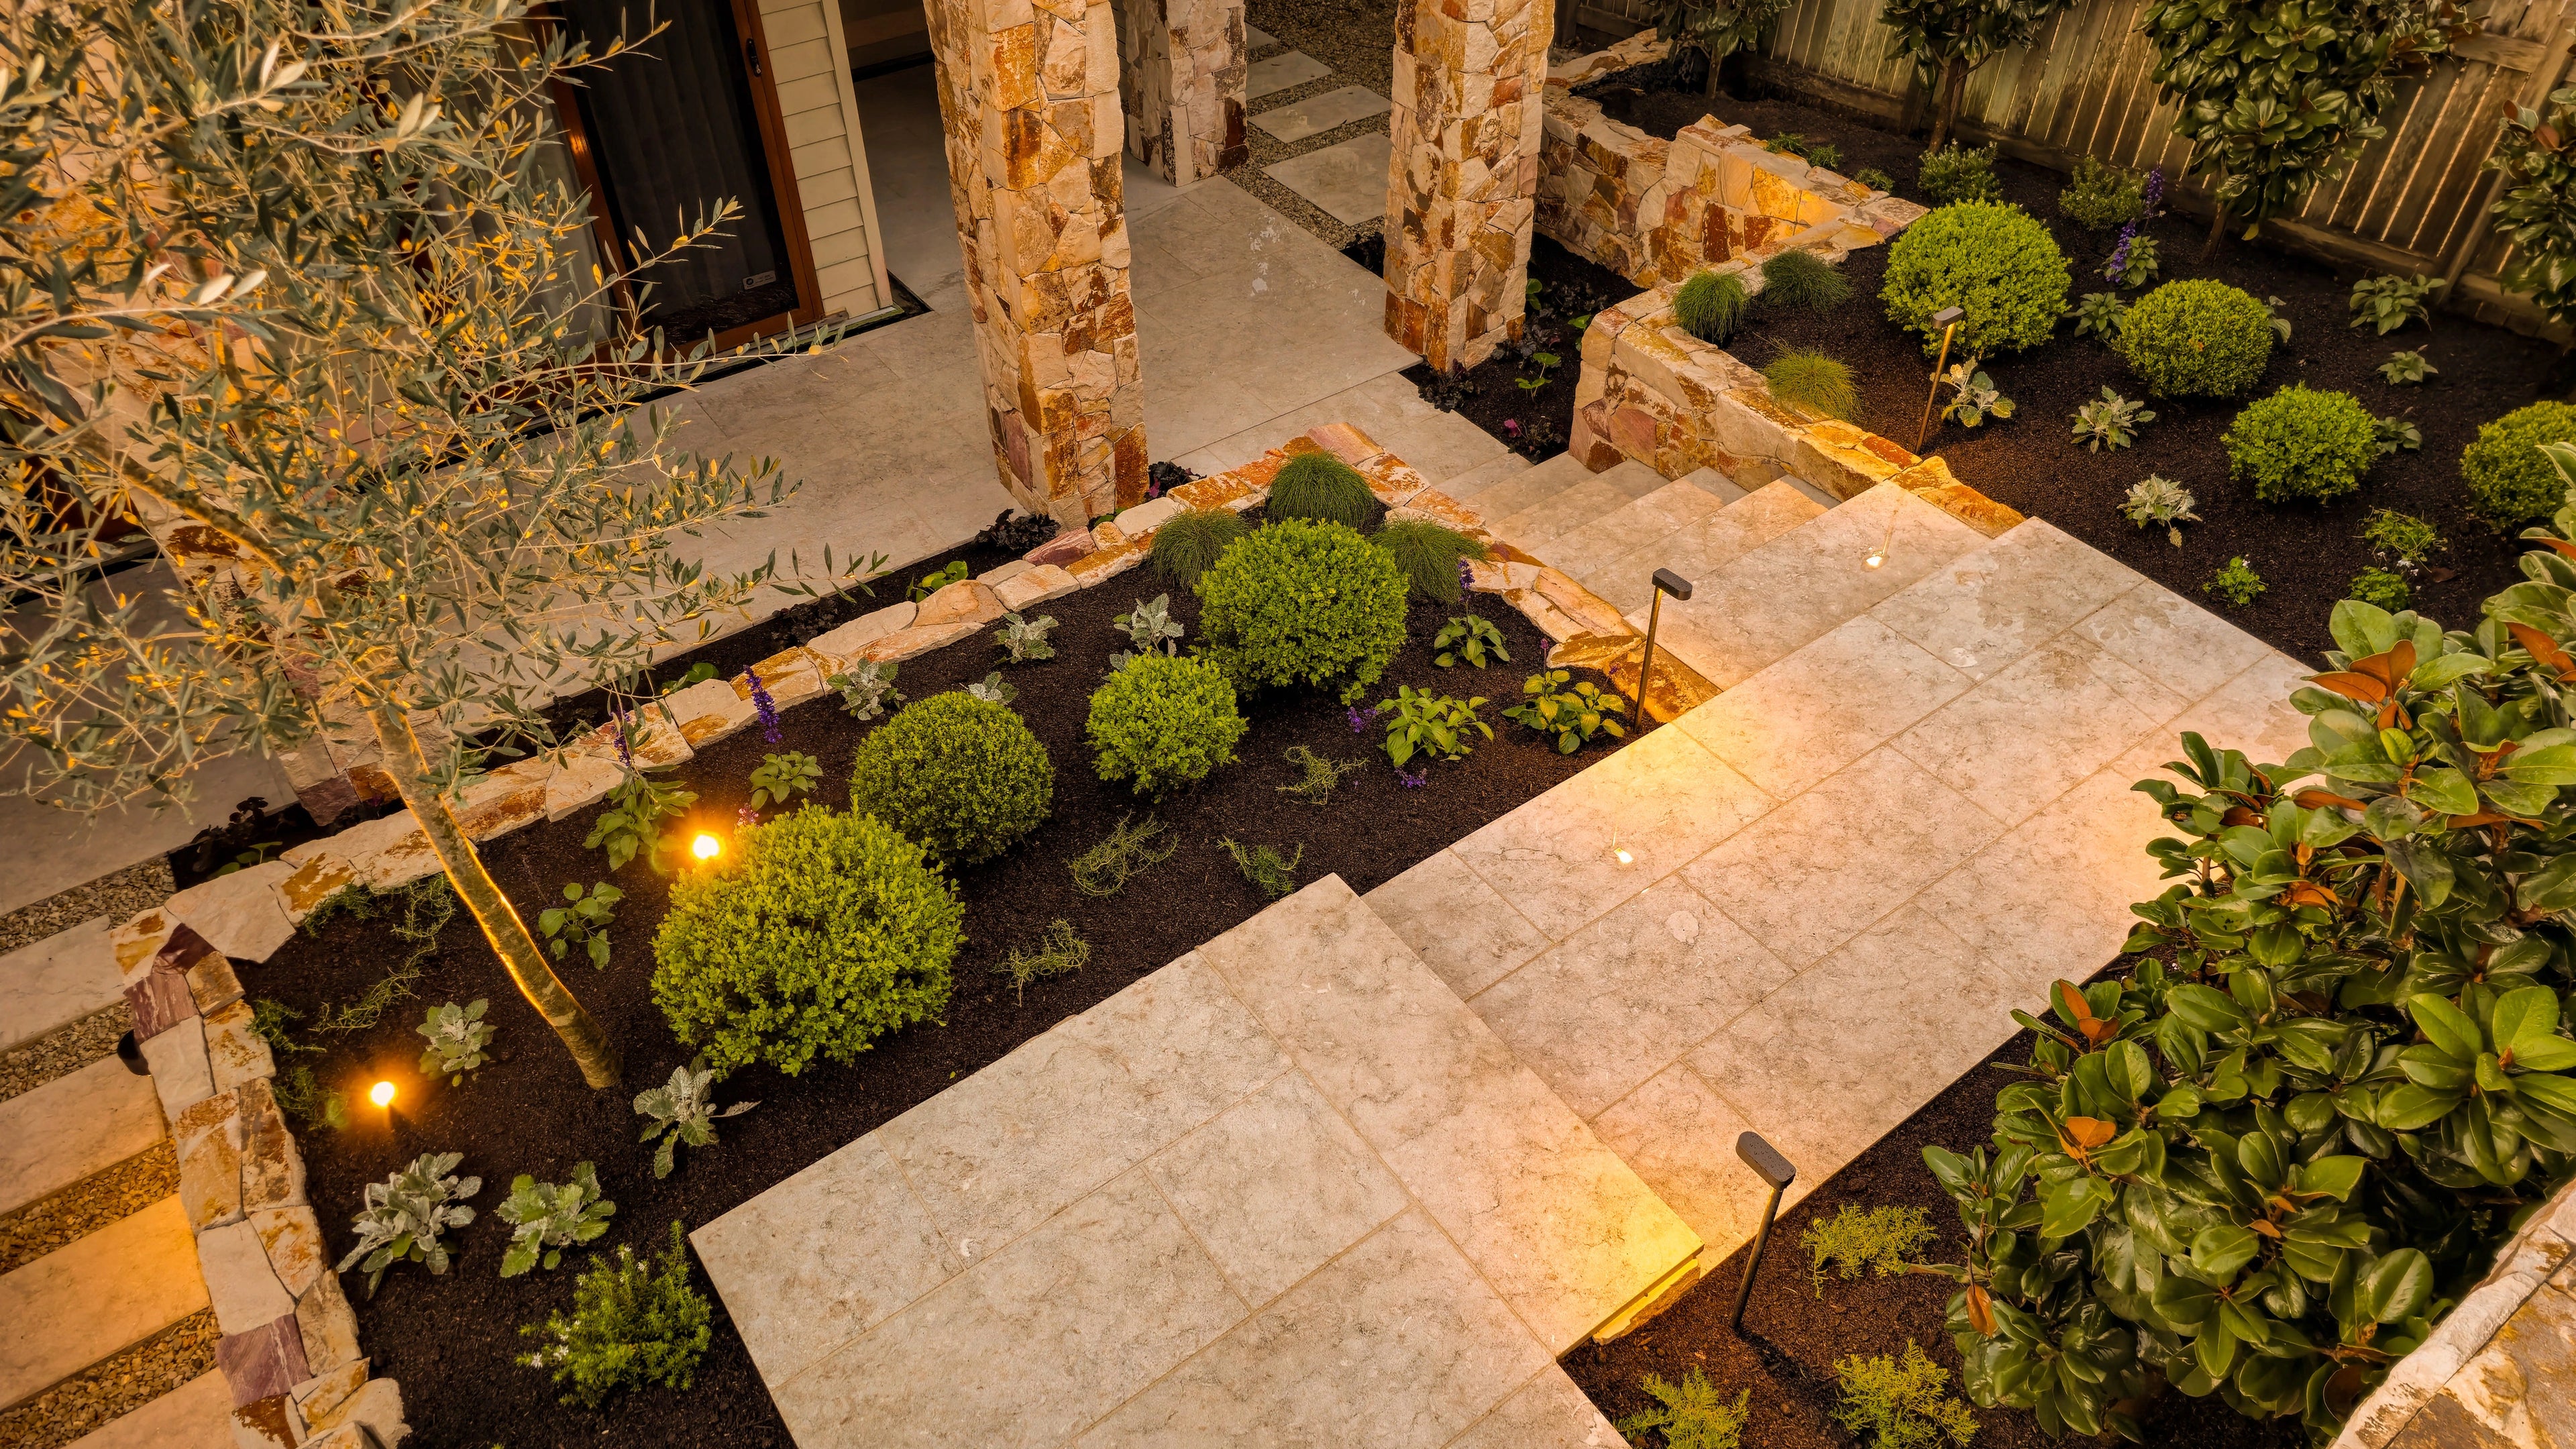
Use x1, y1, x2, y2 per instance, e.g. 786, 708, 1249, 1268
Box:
497, 1161, 617, 1276
634, 1056, 757, 1179
963, 671, 1017, 705
826, 659, 903, 721
1113, 594, 1184, 657
994, 610, 1059, 663
337, 1151, 480, 1295
2121, 474, 2200, 545
1937, 360, 2013, 427
2070, 386, 2155, 451
416, 998, 494, 1084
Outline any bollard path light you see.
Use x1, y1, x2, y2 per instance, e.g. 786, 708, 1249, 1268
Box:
1729, 1130, 1796, 1335
1633, 568, 1694, 721
1914, 305, 1968, 454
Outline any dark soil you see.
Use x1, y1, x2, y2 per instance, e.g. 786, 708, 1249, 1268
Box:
1564, 967, 2305, 1449
1389, 237, 1642, 464
1432, 81, 2571, 666
236, 539, 1627, 1449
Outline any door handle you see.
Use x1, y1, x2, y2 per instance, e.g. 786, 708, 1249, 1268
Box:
744, 37, 761, 76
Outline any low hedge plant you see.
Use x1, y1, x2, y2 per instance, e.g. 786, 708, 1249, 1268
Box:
1087, 654, 1248, 796
2118, 279, 2274, 399
2223, 384, 2377, 504
849, 691, 1053, 865
1195, 517, 1408, 703
2462, 399, 2576, 529
1880, 201, 2069, 357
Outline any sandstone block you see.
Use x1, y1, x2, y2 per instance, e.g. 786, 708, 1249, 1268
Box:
1114, 494, 1183, 536
542, 749, 626, 820
146, 1016, 218, 1115
229, 1392, 299, 1448
659, 678, 757, 750
996, 563, 1079, 612
167, 861, 297, 963
980, 558, 1032, 586
808, 600, 918, 663
1024, 528, 1096, 566
449, 757, 552, 841
914, 578, 1004, 629
201, 1220, 298, 1333
239, 1078, 306, 1212
203, 998, 276, 1094
217, 1313, 311, 1405
272, 854, 357, 926
178, 1089, 247, 1229
296, 1270, 363, 1374
288, 1358, 370, 1428
252, 1205, 329, 1298
861, 619, 981, 663
312, 1377, 407, 1445
111, 907, 180, 983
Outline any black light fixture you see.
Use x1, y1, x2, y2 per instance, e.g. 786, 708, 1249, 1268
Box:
1729, 1130, 1796, 1334
1914, 305, 1968, 453
1634, 568, 1694, 720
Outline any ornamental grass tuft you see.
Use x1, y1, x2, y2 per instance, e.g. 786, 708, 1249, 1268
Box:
1672, 269, 1750, 345
1263, 452, 1379, 529
1762, 348, 1859, 421
1758, 248, 1854, 315
1146, 505, 1246, 587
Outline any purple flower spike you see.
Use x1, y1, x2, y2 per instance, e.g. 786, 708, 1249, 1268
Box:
1347, 704, 1375, 735
2142, 168, 2164, 215
610, 704, 633, 767
745, 666, 783, 745
1397, 768, 1428, 788
2104, 223, 2135, 282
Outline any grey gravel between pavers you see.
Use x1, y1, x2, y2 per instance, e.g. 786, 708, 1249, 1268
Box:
0, 860, 170, 957
1226, 0, 1403, 251
0, 1004, 131, 1105
0, 1308, 218, 1449
0, 1142, 178, 1278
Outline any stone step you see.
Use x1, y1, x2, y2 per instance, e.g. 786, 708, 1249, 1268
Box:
1, 1053, 166, 1217
68, 1368, 231, 1449
1778, 472, 1841, 510
1, 916, 121, 1054
1544, 480, 1735, 598
0, 1197, 209, 1412
1462, 448, 1594, 523
1491, 460, 1666, 554
1679, 465, 1746, 505
1629, 480, 1991, 690
1587, 480, 1826, 616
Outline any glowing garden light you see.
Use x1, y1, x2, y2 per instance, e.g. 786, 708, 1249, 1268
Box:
691, 833, 722, 862
369, 1080, 396, 1109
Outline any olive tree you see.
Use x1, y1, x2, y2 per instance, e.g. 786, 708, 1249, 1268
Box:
1, 0, 868, 1087
1880, 0, 2074, 154
2487, 83, 2576, 336
2140, 0, 2479, 258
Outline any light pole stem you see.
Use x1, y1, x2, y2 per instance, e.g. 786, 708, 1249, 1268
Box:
1730, 1179, 1786, 1334
1915, 322, 1958, 454
1635, 589, 1664, 717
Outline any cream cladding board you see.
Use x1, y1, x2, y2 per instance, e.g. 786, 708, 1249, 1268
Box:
761, 0, 892, 316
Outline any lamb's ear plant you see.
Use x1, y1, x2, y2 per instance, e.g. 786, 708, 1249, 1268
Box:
826, 659, 904, 721
633, 1056, 756, 1179
417, 999, 495, 1084
745, 752, 821, 813
1432, 615, 1509, 668
993, 610, 1059, 663
539, 881, 623, 970
2121, 474, 2200, 545
1937, 360, 2012, 427
338, 1152, 480, 1296
496, 1161, 616, 1277
1113, 594, 1185, 657
2070, 386, 2153, 451
963, 671, 1018, 705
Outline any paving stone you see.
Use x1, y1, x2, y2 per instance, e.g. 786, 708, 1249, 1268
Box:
271, 854, 357, 926
859, 619, 980, 663
293, 1269, 360, 1375
0, 1197, 209, 1409
1441, 451, 1534, 500
1448, 1367, 1629, 1449
1245, 21, 1275, 46
1678, 466, 1748, 504
162, 862, 295, 964
1074, 1211, 1550, 1448
196, 1218, 294, 1334
659, 678, 759, 751
140, 1018, 215, 1116
183, 954, 243, 1015
2165, 651, 2318, 771
288, 1358, 368, 1426
1870, 519, 2143, 680
1495, 477, 1632, 553
1890, 631, 2186, 829
0, 1053, 168, 1217
1680, 747, 1999, 969
1364, 849, 1552, 999
1265, 132, 1395, 226
1589, 480, 1823, 614
235, 1078, 305, 1214
1, 916, 121, 1054
1676, 614, 1970, 802
2073, 582, 2271, 707
200, 999, 274, 1095
1465, 451, 1593, 523
1250, 85, 1391, 142
175, 1089, 245, 1230
64, 1367, 233, 1449
305, 1376, 404, 1444
1246, 49, 1331, 98
1590, 1063, 1780, 1262
1144, 1069, 1407, 1305
769, 1167, 1242, 1448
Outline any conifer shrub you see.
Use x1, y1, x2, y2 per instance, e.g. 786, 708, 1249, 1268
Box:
849, 692, 1053, 865
1195, 518, 1408, 702
1880, 201, 2069, 356
1087, 654, 1248, 796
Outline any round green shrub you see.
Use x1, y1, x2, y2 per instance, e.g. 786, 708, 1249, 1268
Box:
2223, 385, 2378, 504
1672, 269, 1750, 344
1879, 202, 2069, 356
1264, 452, 1377, 529
849, 692, 1053, 865
2118, 279, 2274, 398
1086, 655, 1248, 796
1195, 518, 1408, 703
651, 810, 962, 1076
2462, 400, 2576, 528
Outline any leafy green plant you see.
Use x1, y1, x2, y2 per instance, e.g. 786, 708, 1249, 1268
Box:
1277, 745, 1366, 806
2203, 554, 2264, 606
993, 611, 1058, 663
585, 767, 696, 875
1805, 1205, 1939, 1296
1087, 653, 1248, 796
2059, 156, 2146, 231
1377, 686, 1491, 767
2351, 272, 2445, 335
2267, 294, 2295, 342
1512, 350, 1562, 392
1937, 361, 2013, 428
963, 670, 1016, 705
1218, 837, 1302, 900
2224, 384, 2379, 504
1882, 201, 2069, 356
849, 692, 1053, 865
496, 1161, 615, 1277
651, 809, 963, 1076
2118, 280, 2275, 398
417, 999, 495, 1085
1763, 348, 1859, 421
338, 1152, 480, 1296
539, 881, 623, 971
1764, 131, 1841, 170
1504, 669, 1629, 753
1650, 0, 1794, 99
2349, 564, 2412, 610
2377, 415, 2425, 456
1113, 593, 1187, 660
1915, 142, 2004, 204
908, 559, 968, 602
1615, 1365, 1750, 1449
310, 875, 455, 1035
1146, 506, 1246, 588
2363, 508, 2443, 568
2070, 386, 2153, 452
2463, 400, 2576, 529
826, 659, 903, 722
633, 1056, 755, 1179
994, 919, 1089, 1003
517, 1222, 712, 1409
1856, 166, 1896, 193
2489, 82, 2576, 333
1759, 248, 1854, 315
2121, 474, 2200, 545
2379, 350, 2436, 386
1833, 1342, 1977, 1448
2102, 227, 2159, 289
1432, 615, 1509, 669
1195, 519, 1409, 704
271, 1066, 348, 1133
1265, 452, 1378, 529
1069, 813, 1179, 896
1673, 269, 1752, 345
1371, 518, 1488, 602
747, 751, 822, 814
2072, 291, 2128, 343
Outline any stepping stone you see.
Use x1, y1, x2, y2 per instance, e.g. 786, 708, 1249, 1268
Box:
1251, 85, 1391, 143
1, 916, 120, 1053
1265, 132, 1394, 226
69, 1368, 232, 1449
0, 1197, 209, 1409
1, 1053, 167, 1216
1245, 21, 1276, 48
1246, 50, 1331, 99
1548, 478, 1733, 586
1439, 451, 1532, 502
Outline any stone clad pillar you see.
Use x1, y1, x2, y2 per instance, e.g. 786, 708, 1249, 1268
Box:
1381, 0, 1552, 372
926, 0, 1149, 522
1116, 0, 1248, 186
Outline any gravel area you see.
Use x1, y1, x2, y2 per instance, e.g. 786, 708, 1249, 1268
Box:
0, 1309, 220, 1449
0, 1002, 133, 1104
0, 857, 170, 956
0, 1142, 180, 1277
1227, 0, 1403, 249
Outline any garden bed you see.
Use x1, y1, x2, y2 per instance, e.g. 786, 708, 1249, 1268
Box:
228, 532, 1626, 1447
1434, 83, 2568, 665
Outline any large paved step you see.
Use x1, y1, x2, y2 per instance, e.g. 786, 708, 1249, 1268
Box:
693, 876, 1692, 1448
1, 1055, 166, 1217
1580, 479, 1824, 615
1489, 458, 1668, 553
1, 917, 122, 1054
0, 1197, 209, 1412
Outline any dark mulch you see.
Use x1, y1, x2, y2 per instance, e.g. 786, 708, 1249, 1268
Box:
1564, 968, 2305, 1449
1424, 81, 2571, 667
235, 540, 1626, 1449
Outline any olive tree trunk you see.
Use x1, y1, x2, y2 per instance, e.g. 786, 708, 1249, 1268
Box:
2202, 199, 2231, 264
366, 700, 622, 1088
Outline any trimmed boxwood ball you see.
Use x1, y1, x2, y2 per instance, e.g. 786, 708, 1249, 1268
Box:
1879, 201, 2069, 356
1195, 517, 1409, 703
2223, 384, 2379, 505
2118, 279, 2275, 399
1087, 654, 1248, 797
1263, 451, 1377, 529
651, 809, 963, 1077
1672, 269, 1750, 344
2463, 400, 2576, 529
849, 691, 1053, 865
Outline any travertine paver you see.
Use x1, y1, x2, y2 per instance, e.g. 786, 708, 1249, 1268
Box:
1246, 50, 1332, 97
1589, 480, 1825, 614
66, 1368, 233, 1449
1448, 1366, 1629, 1449
1265, 132, 1396, 226
0, 916, 120, 1053
1250, 85, 1391, 142
1890, 630, 2186, 828
1676, 614, 1969, 800
0, 1197, 209, 1409
1870, 519, 2145, 680
1, 1054, 166, 1216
